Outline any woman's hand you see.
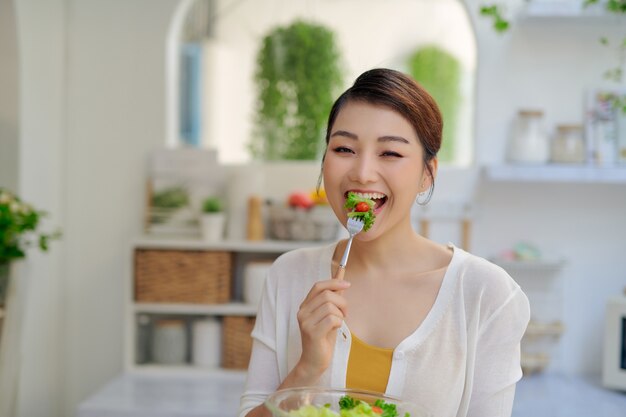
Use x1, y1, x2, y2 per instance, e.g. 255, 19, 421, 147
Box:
294, 279, 350, 383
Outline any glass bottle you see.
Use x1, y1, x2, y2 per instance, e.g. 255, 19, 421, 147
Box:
507, 110, 549, 164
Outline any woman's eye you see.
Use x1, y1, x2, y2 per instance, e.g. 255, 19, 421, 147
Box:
381, 151, 403, 158
333, 146, 354, 154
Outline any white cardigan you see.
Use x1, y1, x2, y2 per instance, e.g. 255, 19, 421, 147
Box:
238, 243, 530, 417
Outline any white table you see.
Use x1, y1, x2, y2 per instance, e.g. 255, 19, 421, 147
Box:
77, 371, 626, 417
76, 371, 247, 417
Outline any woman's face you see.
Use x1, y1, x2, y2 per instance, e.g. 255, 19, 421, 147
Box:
323, 100, 434, 240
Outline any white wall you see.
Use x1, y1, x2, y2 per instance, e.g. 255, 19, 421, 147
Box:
12, 0, 66, 416
61, 2, 181, 415
0, 0, 19, 191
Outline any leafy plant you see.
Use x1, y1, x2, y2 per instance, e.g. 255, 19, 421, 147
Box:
251, 20, 343, 160
0, 188, 61, 265
479, 4, 510, 33
151, 186, 189, 209
408, 46, 462, 163
201, 196, 223, 213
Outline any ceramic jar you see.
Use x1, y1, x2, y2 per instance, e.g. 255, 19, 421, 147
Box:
152, 319, 187, 364
551, 125, 585, 163
507, 110, 549, 164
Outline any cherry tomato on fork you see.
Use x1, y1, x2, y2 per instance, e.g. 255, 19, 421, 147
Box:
355, 202, 370, 212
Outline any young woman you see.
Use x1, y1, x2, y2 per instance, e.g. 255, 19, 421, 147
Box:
239, 68, 530, 417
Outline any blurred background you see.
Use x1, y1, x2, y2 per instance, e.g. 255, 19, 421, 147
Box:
1, 0, 625, 416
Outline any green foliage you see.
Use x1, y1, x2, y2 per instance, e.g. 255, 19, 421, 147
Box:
251, 20, 343, 160
0, 188, 61, 265
201, 196, 223, 213
479, 5, 510, 33
584, 0, 626, 13
151, 186, 189, 209
408, 46, 462, 163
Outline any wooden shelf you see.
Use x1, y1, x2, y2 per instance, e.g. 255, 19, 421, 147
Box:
134, 302, 257, 316
134, 236, 332, 253
484, 165, 626, 184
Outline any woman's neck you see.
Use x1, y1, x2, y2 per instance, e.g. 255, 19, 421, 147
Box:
335, 221, 450, 279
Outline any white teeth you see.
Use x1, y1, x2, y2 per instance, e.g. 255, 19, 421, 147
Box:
351, 192, 386, 199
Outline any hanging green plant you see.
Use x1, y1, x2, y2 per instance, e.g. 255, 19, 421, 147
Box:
408, 46, 462, 163
250, 20, 343, 160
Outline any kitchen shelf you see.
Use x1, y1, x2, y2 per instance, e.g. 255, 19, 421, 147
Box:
134, 302, 257, 316
126, 237, 313, 377
484, 165, 626, 184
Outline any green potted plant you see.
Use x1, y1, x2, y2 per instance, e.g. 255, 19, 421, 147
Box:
250, 20, 343, 160
199, 196, 225, 242
0, 188, 61, 305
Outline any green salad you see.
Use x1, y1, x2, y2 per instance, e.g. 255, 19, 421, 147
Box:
287, 395, 409, 417
344, 192, 376, 232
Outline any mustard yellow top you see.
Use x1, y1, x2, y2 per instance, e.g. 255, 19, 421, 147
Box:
345, 333, 394, 394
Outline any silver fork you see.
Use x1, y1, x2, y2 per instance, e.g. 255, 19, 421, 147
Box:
334, 217, 364, 280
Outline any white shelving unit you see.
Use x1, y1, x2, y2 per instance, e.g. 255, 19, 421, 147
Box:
484, 165, 626, 184
125, 237, 325, 376
492, 257, 567, 374
517, 5, 626, 25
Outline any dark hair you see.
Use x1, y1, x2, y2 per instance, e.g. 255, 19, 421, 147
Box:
321, 68, 442, 204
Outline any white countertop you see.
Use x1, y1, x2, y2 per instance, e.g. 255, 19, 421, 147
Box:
76, 371, 247, 417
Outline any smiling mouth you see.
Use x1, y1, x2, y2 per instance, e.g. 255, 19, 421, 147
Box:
344, 191, 388, 211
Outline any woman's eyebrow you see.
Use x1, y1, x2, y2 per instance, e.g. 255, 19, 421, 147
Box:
378, 135, 409, 144
330, 130, 358, 139
331, 131, 409, 144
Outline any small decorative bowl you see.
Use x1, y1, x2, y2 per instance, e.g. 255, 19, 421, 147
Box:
264, 387, 432, 417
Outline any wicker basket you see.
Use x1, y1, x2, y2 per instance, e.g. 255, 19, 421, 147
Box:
221, 316, 256, 369
134, 249, 232, 304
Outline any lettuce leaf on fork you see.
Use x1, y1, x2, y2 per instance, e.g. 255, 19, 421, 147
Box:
344, 192, 376, 232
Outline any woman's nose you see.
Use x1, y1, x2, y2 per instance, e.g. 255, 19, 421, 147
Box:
348, 154, 378, 184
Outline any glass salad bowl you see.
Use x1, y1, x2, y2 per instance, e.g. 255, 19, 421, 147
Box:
264, 387, 432, 417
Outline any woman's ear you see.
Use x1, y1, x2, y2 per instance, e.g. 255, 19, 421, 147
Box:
422, 157, 438, 191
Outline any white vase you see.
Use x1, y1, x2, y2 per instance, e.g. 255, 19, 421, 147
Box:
200, 213, 225, 242
192, 318, 221, 368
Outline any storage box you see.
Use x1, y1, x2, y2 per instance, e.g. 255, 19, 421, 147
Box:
134, 249, 232, 304
221, 316, 256, 369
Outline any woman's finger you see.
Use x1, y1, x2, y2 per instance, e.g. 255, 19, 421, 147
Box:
299, 288, 348, 319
